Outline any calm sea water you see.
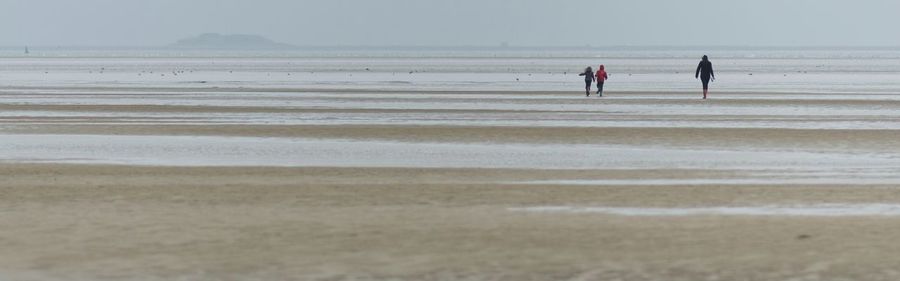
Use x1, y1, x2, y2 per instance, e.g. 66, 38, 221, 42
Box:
1, 47, 900, 93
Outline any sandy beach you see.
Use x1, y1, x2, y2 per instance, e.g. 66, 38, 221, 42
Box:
8, 0, 900, 278
2, 84, 900, 280
4, 164, 900, 281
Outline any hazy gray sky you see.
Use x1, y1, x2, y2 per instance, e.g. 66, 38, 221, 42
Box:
1, 0, 899, 47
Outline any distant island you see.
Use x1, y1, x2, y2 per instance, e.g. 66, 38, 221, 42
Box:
169, 33, 295, 49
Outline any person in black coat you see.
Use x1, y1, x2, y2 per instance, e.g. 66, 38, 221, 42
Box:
695, 55, 715, 99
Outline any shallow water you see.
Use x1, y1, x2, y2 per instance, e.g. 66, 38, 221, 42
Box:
2, 49, 900, 182
511, 204, 900, 216
0, 134, 898, 189
5, 47, 900, 92
4, 90, 900, 129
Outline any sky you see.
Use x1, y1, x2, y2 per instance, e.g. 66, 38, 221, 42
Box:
0, 0, 899, 47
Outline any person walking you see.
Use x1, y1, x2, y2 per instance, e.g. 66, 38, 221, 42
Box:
695, 55, 715, 99
595, 65, 609, 97
579, 66, 595, 97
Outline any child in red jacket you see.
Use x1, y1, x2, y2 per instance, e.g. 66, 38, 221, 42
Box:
595, 65, 609, 97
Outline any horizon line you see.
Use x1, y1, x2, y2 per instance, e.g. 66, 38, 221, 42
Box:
5, 44, 900, 50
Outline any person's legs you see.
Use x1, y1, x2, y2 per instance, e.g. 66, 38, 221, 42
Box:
597, 82, 604, 96
585, 81, 592, 96
701, 78, 710, 99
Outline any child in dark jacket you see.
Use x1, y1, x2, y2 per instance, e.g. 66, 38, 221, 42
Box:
578, 67, 595, 97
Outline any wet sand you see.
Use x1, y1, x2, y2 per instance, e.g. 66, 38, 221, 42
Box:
3, 89, 900, 280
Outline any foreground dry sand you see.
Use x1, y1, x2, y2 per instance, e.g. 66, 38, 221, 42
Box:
3, 165, 900, 280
